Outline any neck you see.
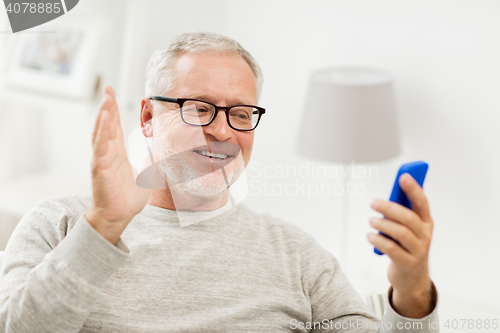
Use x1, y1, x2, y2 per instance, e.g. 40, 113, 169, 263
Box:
147, 186, 230, 211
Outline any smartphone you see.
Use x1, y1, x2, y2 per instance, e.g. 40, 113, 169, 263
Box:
374, 161, 429, 255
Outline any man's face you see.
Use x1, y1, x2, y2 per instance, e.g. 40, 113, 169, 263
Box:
149, 52, 257, 197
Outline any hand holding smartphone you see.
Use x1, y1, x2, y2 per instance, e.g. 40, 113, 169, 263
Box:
374, 161, 429, 255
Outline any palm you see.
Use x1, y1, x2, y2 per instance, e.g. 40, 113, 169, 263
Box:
91, 86, 150, 226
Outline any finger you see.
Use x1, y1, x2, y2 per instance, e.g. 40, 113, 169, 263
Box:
367, 232, 412, 264
104, 85, 115, 99
94, 110, 111, 158
371, 199, 425, 239
92, 114, 102, 145
108, 110, 117, 140
93, 91, 123, 145
93, 90, 113, 143
116, 121, 124, 141
399, 173, 433, 222
92, 93, 107, 144
369, 217, 419, 254
102, 86, 123, 142
103, 85, 121, 123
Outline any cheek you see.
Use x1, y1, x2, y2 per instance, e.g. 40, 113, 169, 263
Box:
238, 133, 254, 159
154, 115, 205, 148
152, 117, 175, 145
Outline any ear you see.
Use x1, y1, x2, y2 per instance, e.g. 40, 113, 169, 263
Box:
141, 98, 154, 137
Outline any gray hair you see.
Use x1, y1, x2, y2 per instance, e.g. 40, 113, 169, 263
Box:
145, 32, 263, 102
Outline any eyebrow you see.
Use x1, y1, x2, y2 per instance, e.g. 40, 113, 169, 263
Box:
186, 94, 255, 106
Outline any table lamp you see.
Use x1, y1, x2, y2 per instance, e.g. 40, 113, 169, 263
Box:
296, 67, 401, 266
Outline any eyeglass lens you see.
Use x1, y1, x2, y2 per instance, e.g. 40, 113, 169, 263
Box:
182, 100, 259, 130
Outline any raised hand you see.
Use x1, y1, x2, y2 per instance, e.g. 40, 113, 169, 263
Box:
367, 173, 435, 318
85, 86, 151, 245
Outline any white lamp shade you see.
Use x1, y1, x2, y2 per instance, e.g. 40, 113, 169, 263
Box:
296, 67, 400, 163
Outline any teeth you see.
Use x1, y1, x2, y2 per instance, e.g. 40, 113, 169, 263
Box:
197, 150, 228, 159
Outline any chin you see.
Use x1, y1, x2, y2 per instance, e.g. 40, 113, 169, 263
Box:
160, 162, 240, 197
177, 174, 228, 198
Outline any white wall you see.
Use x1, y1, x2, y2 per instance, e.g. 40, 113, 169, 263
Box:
0, 0, 499, 312
0, 0, 127, 246
0, 0, 127, 178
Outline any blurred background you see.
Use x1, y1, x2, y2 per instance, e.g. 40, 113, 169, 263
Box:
1, 0, 499, 329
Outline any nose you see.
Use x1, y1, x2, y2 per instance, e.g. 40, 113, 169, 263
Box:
203, 110, 233, 141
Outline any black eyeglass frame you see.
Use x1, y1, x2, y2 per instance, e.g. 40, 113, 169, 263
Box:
149, 96, 266, 131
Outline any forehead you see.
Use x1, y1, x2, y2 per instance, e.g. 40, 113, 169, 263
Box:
170, 52, 257, 105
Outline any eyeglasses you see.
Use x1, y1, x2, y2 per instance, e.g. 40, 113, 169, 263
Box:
149, 96, 265, 131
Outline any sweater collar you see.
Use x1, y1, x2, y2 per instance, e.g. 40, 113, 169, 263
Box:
140, 199, 237, 226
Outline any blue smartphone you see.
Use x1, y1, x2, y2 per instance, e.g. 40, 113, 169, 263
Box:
374, 161, 429, 255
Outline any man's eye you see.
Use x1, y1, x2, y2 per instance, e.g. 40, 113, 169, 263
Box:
231, 112, 249, 120
197, 108, 209, 113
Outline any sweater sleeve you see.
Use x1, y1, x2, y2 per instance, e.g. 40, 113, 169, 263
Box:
0, 198, 130, 333
301, 233, 439, 333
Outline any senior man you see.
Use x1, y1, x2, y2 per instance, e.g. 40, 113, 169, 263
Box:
0, 32, 439, 332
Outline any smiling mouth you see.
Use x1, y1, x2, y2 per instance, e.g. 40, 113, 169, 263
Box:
193, 150, 231, 160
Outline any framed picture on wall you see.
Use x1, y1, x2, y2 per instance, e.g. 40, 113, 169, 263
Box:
3, 17, 102, 101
